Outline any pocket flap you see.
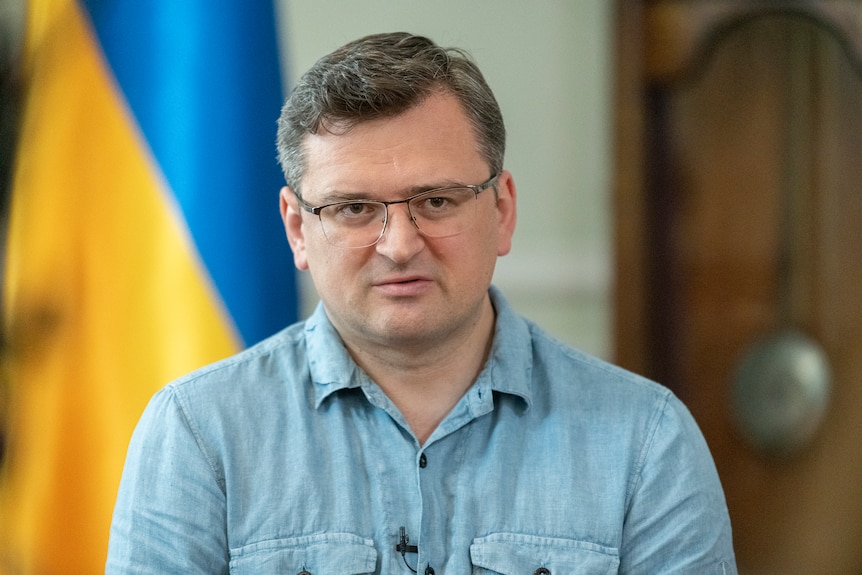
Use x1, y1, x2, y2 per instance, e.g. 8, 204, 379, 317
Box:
230, 532, 378, 575
470, 533, 619, 574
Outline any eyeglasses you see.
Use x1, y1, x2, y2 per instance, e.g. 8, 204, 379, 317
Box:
294, 173, 499, 248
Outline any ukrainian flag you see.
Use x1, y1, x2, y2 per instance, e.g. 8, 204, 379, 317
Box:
0, 1, 296, 572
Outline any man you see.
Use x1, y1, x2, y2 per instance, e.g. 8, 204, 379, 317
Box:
107, 32, 736, 574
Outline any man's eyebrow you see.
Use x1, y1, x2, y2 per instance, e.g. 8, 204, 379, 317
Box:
316, 180, 467, 203
316, 190, 374, 203
405, 180, 466, 194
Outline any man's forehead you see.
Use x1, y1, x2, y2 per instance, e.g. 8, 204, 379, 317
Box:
299, 93, 484, 189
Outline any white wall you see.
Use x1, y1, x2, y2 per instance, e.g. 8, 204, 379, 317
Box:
276, 0, 613, 358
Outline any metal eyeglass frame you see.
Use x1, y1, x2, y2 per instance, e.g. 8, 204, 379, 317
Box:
292, 173, 500, 248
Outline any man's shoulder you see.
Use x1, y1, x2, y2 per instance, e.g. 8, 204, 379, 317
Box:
523, 321, 708, 467
526, 320, 669, 400
487, 291, 675, 426
164, 320, 309, 402
517, 319, 697, 439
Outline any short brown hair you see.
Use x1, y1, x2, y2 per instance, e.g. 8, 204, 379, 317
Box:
276, 32, 505, 191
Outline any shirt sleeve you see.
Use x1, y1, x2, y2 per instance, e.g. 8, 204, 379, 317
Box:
619, 392, 738, 574
106, 385, 229, 574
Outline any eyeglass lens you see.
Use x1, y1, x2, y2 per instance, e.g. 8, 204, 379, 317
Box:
319, 187, 479, 248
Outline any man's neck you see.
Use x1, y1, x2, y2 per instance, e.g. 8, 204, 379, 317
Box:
344, 298, 497, 445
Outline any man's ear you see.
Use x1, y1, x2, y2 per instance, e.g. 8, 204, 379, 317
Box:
494, 170, 517, 257
280, 186, 310, 271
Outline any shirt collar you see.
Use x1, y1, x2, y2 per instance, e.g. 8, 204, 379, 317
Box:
483, 285, 534, 410
305, 285, 534, 411
304, 305, 365, 408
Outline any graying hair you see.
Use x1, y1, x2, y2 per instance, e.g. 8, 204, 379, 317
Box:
276, 32, 505, 191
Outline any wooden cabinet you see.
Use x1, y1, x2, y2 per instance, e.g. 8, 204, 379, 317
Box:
613, 2, 862, 572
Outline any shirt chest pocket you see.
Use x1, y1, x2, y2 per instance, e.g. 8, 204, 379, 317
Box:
470, 533, 620, 575
229, 532, 378, 575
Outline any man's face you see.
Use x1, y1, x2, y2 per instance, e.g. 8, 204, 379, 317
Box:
280, 92, 516, 351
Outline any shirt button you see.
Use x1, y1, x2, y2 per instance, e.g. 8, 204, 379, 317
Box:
298, 570, 312, 575
424, 567, 435, 575
419, 453, 427, 468
534, 568, 551, 575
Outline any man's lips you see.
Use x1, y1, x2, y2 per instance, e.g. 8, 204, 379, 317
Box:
372, 275, 433, 296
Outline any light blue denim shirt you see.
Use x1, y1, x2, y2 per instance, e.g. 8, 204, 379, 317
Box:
107, 287, 736, 574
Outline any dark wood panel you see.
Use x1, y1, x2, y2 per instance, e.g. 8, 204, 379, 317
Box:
613, 2, 862, 572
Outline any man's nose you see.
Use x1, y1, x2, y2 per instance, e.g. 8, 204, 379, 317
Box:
375, 204, 424, 262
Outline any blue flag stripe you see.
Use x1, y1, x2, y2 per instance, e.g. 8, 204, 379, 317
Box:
79, 0, 296, 345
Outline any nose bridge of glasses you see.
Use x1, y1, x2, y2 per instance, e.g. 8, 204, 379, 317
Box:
384, 197, 420, 228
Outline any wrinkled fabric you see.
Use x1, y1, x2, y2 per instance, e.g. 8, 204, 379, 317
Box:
107, 287, 737, 574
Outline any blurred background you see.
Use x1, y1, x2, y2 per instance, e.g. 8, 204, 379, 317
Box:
1, 1, 860, 574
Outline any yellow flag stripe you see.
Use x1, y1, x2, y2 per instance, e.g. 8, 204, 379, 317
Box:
1, 0, 239, 572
